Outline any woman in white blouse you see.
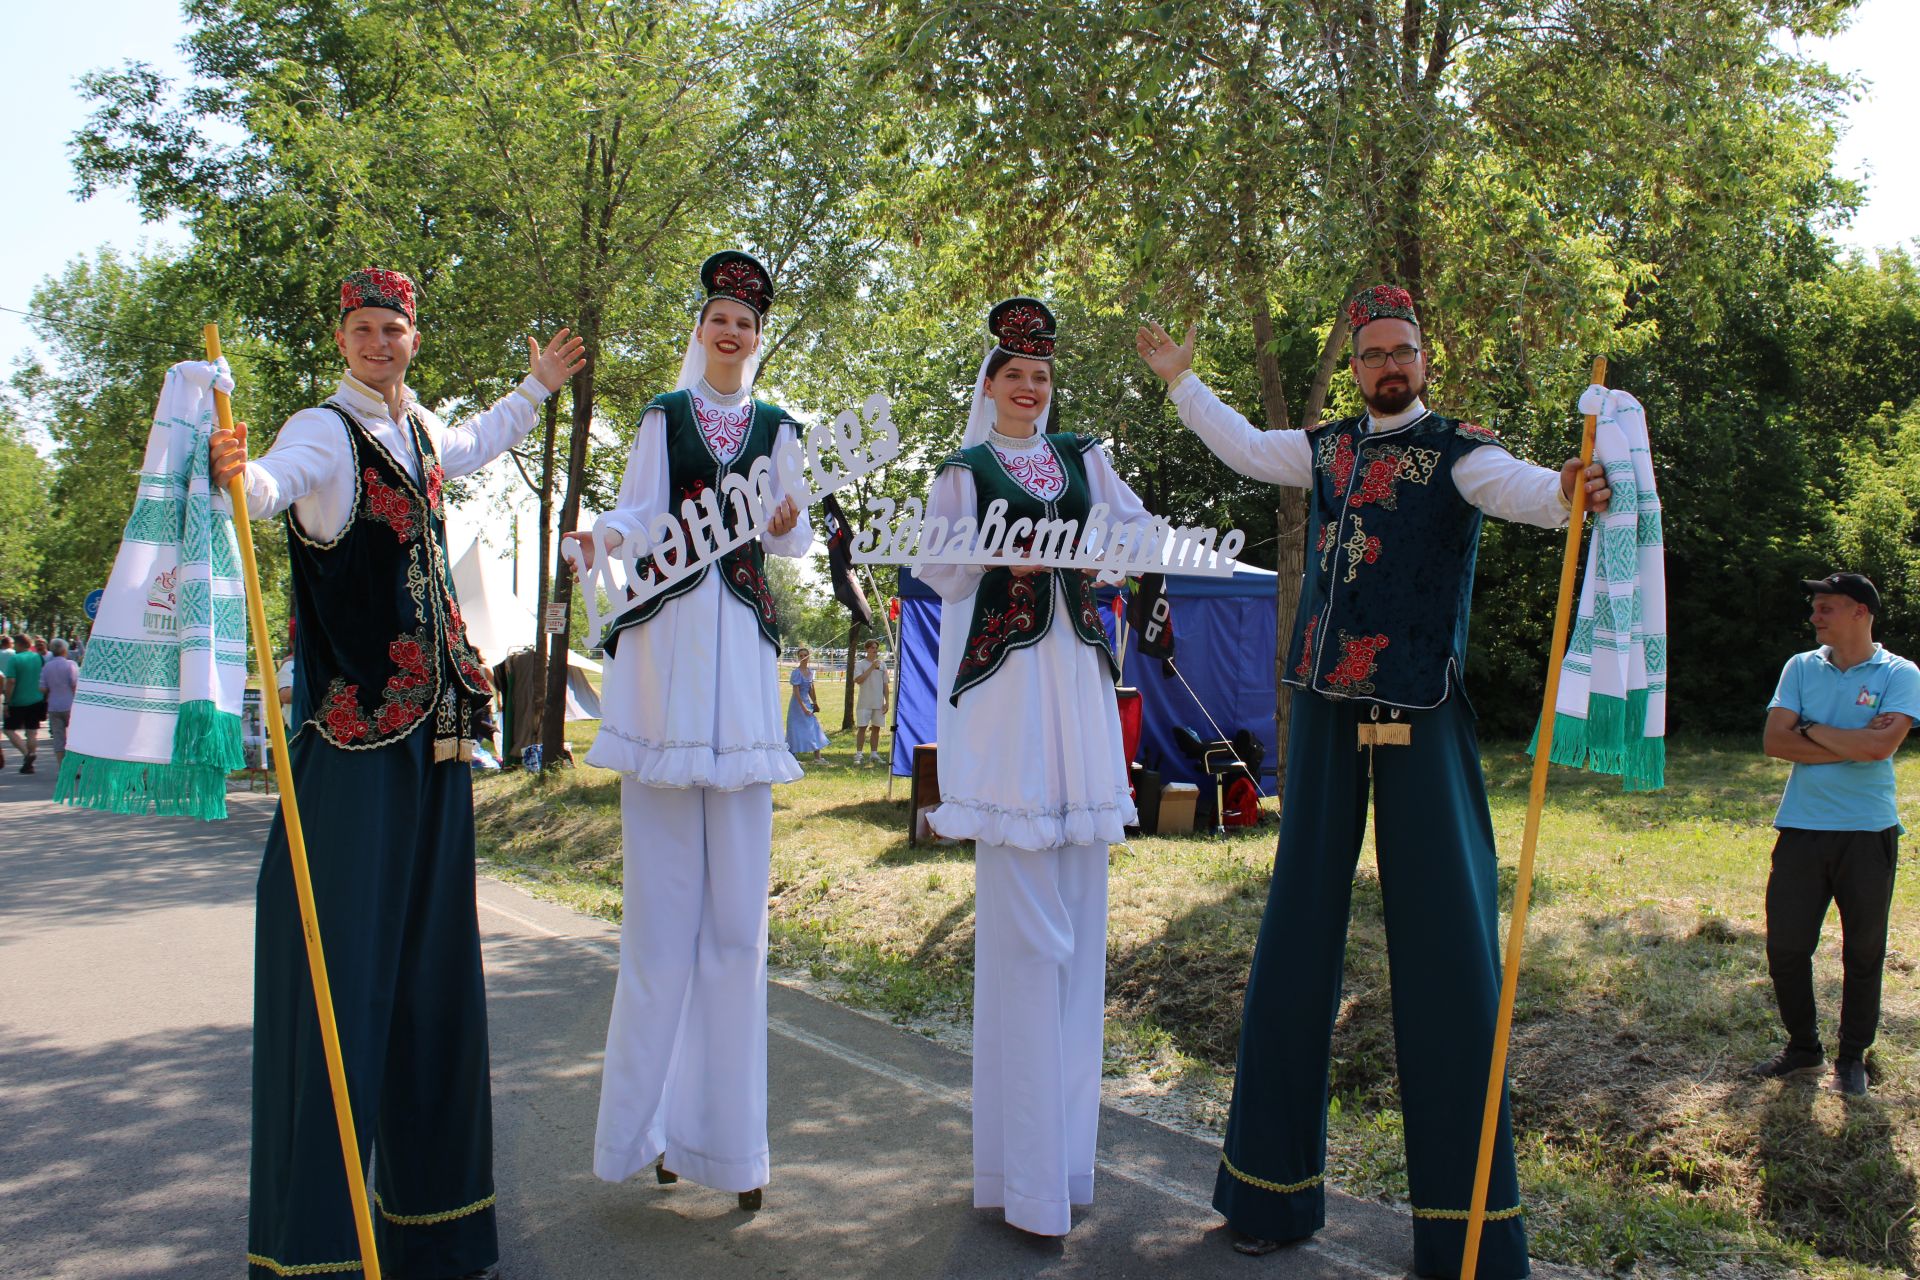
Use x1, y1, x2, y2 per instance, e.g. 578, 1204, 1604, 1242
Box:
563, 252, 809, 1213
919, 298, 1154, 1237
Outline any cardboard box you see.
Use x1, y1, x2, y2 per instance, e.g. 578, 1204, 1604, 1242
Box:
1157, 782, 1199, 835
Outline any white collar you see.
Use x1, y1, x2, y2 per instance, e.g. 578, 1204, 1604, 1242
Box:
1365, 398, 1429, 433
989, 427, 1045, 450
694, 378, 750, 407
337, 371, 416, 423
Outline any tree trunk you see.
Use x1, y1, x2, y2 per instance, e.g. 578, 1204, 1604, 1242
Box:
1246, 294, 1307, 805
527, 393, 559, 746
538, 328, 595, 769
840, 617, 862, 732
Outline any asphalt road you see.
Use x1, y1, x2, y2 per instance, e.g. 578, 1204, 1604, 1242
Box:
0, 758, 1570, 1279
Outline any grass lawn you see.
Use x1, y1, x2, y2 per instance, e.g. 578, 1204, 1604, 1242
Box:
474, 691, 1918, 1279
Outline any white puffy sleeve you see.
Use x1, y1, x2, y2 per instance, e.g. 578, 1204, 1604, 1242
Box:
431, 376, 549, 480
1167, 373, 1314, 488
1451, 447, 1571, 529
917, 463, 984, 603
1081, 439, 1151, 525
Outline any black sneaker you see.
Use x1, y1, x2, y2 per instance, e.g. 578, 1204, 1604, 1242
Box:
1832, 1059, 1869, 1096
1750, 1047, 1823, 1079
19, 758, 33, 775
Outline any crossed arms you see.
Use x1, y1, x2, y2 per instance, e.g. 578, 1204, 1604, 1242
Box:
1763, 706, 1912, 764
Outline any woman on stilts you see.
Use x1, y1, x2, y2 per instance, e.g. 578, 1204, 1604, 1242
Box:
565, 251, 810, 1211
921, 298, 1154, 1237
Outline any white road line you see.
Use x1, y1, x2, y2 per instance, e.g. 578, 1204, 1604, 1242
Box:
480, 888, 1398, 1280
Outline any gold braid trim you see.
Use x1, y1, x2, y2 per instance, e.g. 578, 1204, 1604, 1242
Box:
246, 1254, 361, 1276
373, 1189, 497, 1226
1220, 1153, 1324, 1195
1412, 1203, 1525, 1222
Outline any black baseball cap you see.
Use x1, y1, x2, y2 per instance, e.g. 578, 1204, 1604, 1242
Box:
1800, 572, 1880, 615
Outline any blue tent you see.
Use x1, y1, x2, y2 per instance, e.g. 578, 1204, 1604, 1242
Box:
890, 564, 1281, 791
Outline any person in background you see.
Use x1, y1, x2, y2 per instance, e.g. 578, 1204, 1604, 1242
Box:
1755, 572, 1916, 1096
852, 639, 889, 765
40, 639, 79, 766
787, 647, 830, 763
0, 634, 12, 768
4, 634, 48, 774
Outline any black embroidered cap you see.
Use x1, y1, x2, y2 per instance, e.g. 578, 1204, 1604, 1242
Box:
988, 297, 1057, 360
1801, 572, 1881, 615
701, 250, 774, 317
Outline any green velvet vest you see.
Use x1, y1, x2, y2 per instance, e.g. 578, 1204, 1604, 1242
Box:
602, 389, 789, 656
941, 432, 1116, 705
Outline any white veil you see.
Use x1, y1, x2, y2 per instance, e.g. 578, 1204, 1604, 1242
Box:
960, 344, 1052, 448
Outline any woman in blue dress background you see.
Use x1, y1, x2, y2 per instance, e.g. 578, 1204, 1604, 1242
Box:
785, 648, 829, 761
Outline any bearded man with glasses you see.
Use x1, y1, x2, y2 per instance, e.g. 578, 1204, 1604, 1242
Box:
1137, 285, 1610, 1278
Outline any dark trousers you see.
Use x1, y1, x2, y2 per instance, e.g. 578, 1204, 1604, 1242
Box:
248, 725, 498, 1278
1765, 826, 1900, 1062
1213, 691, 1528, 1279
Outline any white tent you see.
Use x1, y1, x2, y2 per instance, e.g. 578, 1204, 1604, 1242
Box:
449, 533, 600, 720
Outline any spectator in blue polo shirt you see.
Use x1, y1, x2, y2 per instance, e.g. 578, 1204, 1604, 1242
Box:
1756, 572, 1918, 1096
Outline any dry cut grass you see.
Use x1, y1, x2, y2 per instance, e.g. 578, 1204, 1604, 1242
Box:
473, 720, 1919, 1280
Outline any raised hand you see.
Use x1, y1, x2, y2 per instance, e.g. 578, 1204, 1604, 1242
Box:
530, 329, 589, 393
211, 419, 250, 487
1134, 320, 1196, 383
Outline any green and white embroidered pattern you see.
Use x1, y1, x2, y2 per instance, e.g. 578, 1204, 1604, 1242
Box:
1531, 387, 1667, 792
56, 364, 250, 820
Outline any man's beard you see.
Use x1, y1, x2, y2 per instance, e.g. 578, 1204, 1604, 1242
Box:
1364, 375, 1421, 416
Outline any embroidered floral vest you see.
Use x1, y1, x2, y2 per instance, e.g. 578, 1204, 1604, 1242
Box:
1289, 411, 1508, 709
601, 389, 790, 657
942, 433, 1116, 705
286, 406, 493, 752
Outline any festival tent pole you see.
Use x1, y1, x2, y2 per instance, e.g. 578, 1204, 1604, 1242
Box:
1459, 357, 1606, 1279
206, 324, 384, 1280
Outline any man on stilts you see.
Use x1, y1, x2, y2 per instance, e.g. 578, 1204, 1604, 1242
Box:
212, 269, 585, 1279
1137, 287, 1611, 1278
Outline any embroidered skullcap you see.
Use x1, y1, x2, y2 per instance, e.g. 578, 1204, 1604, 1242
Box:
988, 297, 1057, 360
340, 268, 417, 324
1346, 284, 1418, 332
701, 250, 774, 317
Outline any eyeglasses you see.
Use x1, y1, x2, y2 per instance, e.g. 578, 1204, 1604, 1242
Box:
1356, 346, 1422, 369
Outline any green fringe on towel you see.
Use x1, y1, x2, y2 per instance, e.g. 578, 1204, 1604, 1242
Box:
1529, 693, 1664, 791
54, 750, 230, 821
171, 698, 246, 772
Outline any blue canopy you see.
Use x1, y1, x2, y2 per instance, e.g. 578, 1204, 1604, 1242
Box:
889, 564, 1281, 791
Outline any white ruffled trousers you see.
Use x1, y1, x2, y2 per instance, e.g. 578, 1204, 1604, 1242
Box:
972, 841, 1109, 1235
929, 583, 1133, 1234
592, 781, 773, 1193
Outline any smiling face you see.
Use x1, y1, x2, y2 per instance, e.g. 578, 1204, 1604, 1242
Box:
1809, 593, 1871, 647
985, 356, 1053, 434
336, 308, 421, 394
1349, 316, 1429, 417
698, 296, 762, 373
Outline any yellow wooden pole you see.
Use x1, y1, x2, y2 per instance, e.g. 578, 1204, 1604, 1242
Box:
1459, 356, 1607, 1278
205, 325, 383, 1280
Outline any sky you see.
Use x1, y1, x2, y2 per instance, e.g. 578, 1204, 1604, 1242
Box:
5, 2, 1918, 390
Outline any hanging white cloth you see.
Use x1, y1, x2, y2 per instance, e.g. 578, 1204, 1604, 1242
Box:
1536, 386, 1666, 791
